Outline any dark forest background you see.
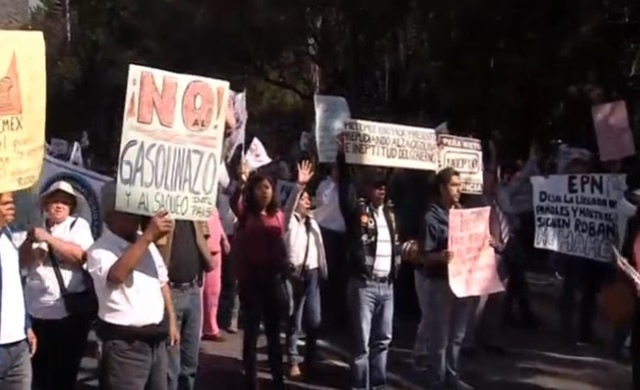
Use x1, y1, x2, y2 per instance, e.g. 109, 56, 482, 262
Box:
26, 0, 640, 167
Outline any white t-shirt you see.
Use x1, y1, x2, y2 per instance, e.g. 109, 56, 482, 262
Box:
25, 216, 94, 319
373, 207, 393, 277
87, 228, 168, 327
0, 232, 26, 344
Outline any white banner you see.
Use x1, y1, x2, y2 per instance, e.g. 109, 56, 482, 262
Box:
314, 95, 351, 162
531, 174, 627, 262
343, 119, 438, 170
438, 135, 483, 194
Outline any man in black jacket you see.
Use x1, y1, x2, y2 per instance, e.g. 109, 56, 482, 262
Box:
336, 145, 401, 390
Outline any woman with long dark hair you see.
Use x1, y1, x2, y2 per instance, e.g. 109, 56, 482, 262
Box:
231, 163, 287, 390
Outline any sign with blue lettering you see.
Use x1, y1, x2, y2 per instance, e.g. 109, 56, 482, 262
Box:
116, 65, 230, 221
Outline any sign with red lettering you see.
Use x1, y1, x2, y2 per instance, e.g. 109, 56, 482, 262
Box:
116, 65, 230, 220
448, 207, 503, 297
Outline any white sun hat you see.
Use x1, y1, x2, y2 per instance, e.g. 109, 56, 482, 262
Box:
40, 180, 82, 213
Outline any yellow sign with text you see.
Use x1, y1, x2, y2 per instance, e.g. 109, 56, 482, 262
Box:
0, 30, 46, 193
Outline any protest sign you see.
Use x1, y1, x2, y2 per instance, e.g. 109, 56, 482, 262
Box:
592, 101, 635, 161
343, 119, 438, 170
314, 95, 350, 162
223, 90, 247, 161
116, 65, 230, 221
245, 137, 272, 170
447, 207, 503, 298
12, 156, 113, 245
438, 135, 483, 194
531, 174, 627, 262
0, 31, 46, 193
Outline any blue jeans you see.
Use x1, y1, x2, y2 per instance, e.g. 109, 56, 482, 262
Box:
0, 340, 31, 390
286, 269, 322, 365
168, 285, 202, 390
426, 278, 475, 389
347, 278, 394, 390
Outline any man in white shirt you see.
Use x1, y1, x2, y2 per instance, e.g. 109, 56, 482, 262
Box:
314, 164, 348, 331
86, 182, 178, 390
335, 142, 401, 389
0, 192, 36, 390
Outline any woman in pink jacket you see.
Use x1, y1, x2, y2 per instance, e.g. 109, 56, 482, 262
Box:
202, 207, 230, 340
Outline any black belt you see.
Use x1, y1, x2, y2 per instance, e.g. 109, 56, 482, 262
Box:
370, 275, 390, 284
169, 279, 199, 290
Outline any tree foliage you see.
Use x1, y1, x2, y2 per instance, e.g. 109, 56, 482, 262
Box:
30, 0, 640, 165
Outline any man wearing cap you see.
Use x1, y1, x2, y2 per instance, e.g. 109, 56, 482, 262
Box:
142, 207, 213, 390
0, 192, 37, 390
86, 182, 178, 390
336, 139, 401, 390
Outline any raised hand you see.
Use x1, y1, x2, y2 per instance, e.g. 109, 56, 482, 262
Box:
238, 160, 250, 183
297, 160, 314, 186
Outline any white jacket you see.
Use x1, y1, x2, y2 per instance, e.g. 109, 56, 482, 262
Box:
283, 184, 328, 279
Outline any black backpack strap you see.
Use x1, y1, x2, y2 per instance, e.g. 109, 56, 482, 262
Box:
48, 217, 79, 295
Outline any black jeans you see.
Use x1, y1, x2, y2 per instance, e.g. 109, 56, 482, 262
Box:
320, 228, 348, 332
240, 276, 284, 390
503, 237, 535, 324
633, 300, 640, 388
560, 255, 612, 342
32, 315, 91, 390
100, 338, 167, 390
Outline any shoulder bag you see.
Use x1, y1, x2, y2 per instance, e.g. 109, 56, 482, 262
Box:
49, 218, 98, 321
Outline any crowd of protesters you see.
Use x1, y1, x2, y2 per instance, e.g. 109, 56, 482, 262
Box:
2, 127, 640, 390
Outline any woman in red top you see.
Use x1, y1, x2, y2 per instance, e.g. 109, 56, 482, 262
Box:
231, 165, 287, 390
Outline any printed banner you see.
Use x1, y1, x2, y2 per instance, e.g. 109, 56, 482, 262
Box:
448, 207, 503, 298
343, 119, 438, 170
314, 95, 350, 163
116, 64, 230, 221
0, 31, 47, 193
592, 101, 635, 161
438, 135, 483, 194
531, 174, 627, 262
12, 156, 113, 245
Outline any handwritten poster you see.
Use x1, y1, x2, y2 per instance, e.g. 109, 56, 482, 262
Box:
314, 95, 350, 162
343, 119, 438, 170
223, 90, 247, 161
448, 207, 503, 298
592, 101, 635, 161
116, 64, 230, 221
438, 135, 483, 194
531, 174, 627, 262
0, 31, 46, 193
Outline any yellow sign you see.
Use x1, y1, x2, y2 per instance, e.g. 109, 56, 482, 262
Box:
0, 30, 46, 193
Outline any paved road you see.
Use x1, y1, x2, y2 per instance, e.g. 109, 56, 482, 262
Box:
77, 276, 632, 389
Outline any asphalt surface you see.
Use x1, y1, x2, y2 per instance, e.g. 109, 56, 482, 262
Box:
76, 275, 632, 389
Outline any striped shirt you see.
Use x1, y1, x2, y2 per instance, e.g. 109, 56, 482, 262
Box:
373, 206, 392, 277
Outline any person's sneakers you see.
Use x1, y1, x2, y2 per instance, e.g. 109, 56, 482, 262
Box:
226, 318, 238, 334
288, 363, 302, 379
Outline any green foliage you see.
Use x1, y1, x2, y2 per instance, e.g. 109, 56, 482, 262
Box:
30, 0, 640, 164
